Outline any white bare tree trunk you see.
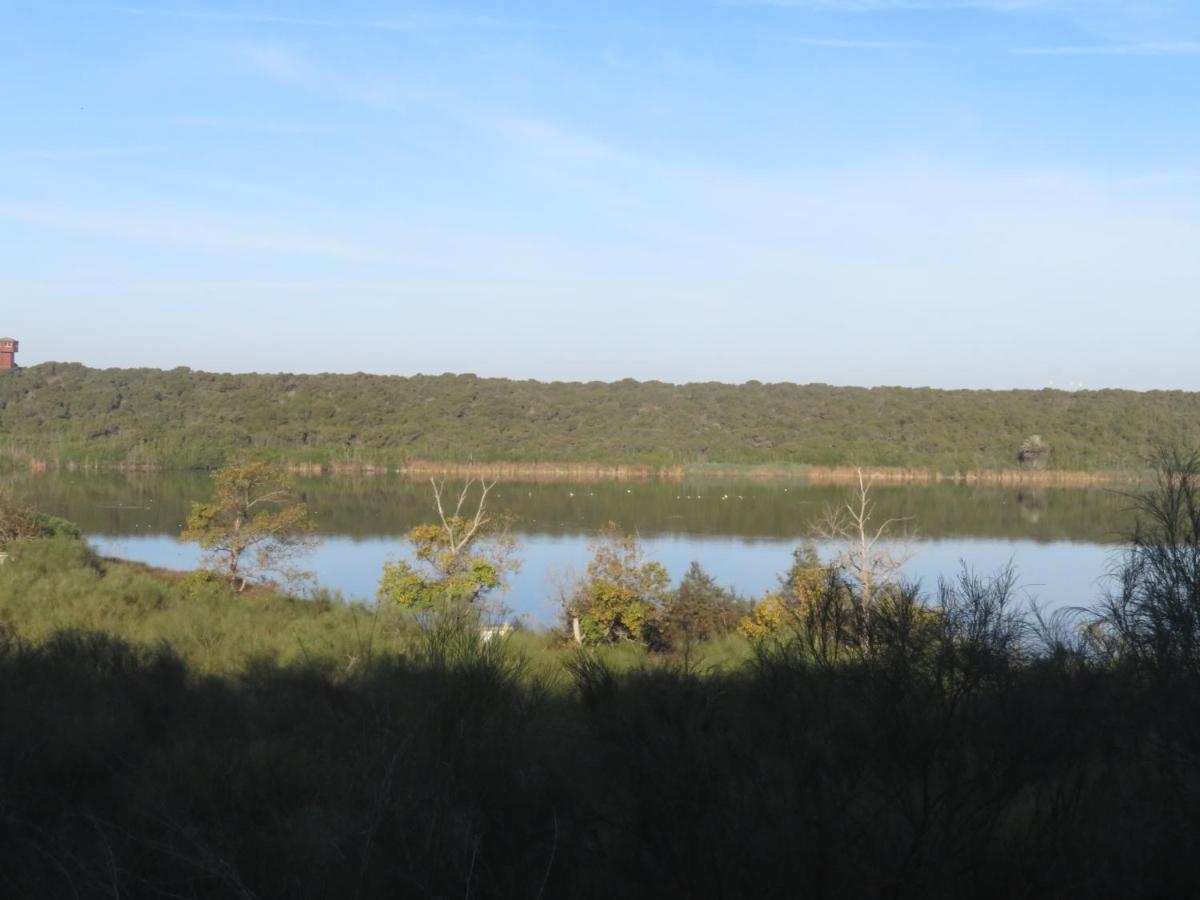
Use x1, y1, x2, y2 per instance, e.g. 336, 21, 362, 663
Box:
815, 467, 914, 609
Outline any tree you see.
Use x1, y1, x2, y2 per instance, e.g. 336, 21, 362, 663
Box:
566, 523, 670, 646
1018, 434, 1051, 467
377, 479, 517, 615
0, 490, 45, 549
740, 543, 844, 640
1100, 447, 1200, 676
0, 491, 80, 551
664, 561, 746, 645
182, 459, 315, 592
812, 468, 914, 610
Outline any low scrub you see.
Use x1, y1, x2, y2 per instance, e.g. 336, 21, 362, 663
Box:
2, 524, 1200, 897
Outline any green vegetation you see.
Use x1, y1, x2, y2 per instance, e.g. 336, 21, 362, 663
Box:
5, 457, 1200, 895
565, 523, 673, 646
4, 363, 1199, 471
182, 458, 315, 592
0, 487, 79, 545
662, 560, 750, 645
377, 479, 517, 613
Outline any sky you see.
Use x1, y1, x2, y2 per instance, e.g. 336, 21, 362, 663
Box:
1, 0, 1198, 389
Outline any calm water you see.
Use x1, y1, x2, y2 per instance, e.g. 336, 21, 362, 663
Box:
9, 473, 1134, 626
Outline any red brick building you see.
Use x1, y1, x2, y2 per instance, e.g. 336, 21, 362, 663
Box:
0, 338, 18, 371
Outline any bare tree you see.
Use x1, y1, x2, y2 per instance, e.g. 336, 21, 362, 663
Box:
378, 478, 518, 615
812, 467, 915, 608
546, 564, 584, 643
430, 477, 498, 555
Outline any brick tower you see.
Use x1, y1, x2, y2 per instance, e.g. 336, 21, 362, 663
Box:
0, 338, 18, 371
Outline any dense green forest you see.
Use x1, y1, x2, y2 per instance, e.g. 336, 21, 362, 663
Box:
2, 363, 1196, 471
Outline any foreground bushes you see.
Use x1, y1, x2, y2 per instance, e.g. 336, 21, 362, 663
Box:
7, 443, 1200, 898
2, 536, 1200, 898
2, 610, 1196, 897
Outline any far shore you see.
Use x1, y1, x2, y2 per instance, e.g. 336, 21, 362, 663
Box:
6, 457, 1150, 487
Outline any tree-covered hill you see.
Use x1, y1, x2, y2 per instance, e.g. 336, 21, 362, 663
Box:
1, 363, 1196, 471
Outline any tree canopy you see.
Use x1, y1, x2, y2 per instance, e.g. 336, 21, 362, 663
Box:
182, 459, 315, 591
2, 363, 1196, 472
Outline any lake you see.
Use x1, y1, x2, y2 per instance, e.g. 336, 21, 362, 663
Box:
8, 473, 1136, 627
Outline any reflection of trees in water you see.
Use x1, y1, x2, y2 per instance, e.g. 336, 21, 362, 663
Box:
10, 473, 1133, 544
1017, 490, 1047, 524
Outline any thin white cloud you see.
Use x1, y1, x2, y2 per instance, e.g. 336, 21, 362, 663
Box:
744, 0, 1086, 10
118, 6, 509, 31
164, 115, 330, 135
0, 205, 378, 259
1119, 171, 1200, 187
118, 6, 633, 34
369, 13, 509, 31
790, 36, 929, 47
233, 43, 628, 166
117, 6, 344, 27
370, 15, 638, 34
1012, 42, 1200, 55
5, 146, 168, 161
237, 43, 308, 81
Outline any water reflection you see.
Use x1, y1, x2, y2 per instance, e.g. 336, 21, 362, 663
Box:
8, 472, 1132, 542
12, 473, 1132, 626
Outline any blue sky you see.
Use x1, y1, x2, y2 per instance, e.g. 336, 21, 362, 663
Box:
2, 0, 1198, 388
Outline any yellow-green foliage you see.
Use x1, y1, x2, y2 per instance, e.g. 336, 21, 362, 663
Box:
740, 544, 836, 639
0, 489, 41, 548
378, 515, 516, 611
570, 522, 670, 645
182, 458, 314, 591
0, 535, 395, 675
0, 488, 79, 548
740, 591, 791, 640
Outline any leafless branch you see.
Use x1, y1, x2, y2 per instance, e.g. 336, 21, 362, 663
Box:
430, 478, 498, 555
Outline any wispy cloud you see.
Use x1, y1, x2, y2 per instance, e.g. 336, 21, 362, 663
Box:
237, 43, 309, 80
5, 146, 168, 162
742, 0, 1106, 10
369, 13, 510, 31
232, 43, 628, 166
0, 205, 378, 259
371, 14, 638, 34
118, 6, 633, 34
1012, 42, 1200, 56
117, 6, 344, 27
790, 36, 930, 48
1119, 171, 1200, 187
164, 114, 330, 135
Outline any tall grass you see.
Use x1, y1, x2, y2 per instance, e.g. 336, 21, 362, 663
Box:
4, 466, 1200, 897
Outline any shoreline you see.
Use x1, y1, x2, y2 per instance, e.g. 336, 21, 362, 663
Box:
5, 457, 1150, 486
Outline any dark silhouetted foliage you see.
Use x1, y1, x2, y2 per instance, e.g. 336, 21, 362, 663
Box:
6, 455, 1200, 896
663, 561, 749, 645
